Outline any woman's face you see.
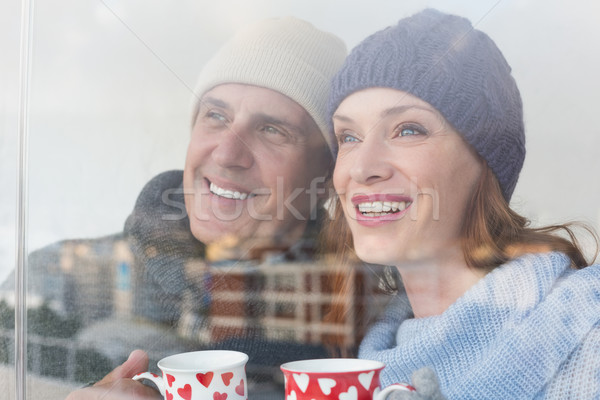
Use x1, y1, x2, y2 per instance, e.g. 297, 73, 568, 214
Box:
332, 88, 483, 266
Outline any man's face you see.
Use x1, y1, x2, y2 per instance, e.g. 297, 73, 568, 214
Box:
183, 83, 331, 251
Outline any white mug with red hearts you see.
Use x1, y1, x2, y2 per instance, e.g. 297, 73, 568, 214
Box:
133, 350, 248, 400
280, 359, 415, 400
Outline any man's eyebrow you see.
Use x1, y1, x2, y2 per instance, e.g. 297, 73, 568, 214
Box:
200, 96, 231, 110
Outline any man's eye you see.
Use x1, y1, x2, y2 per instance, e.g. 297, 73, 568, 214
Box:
262, 125, 283, 136
258, 125, 292, 145
207, 111, 227, 122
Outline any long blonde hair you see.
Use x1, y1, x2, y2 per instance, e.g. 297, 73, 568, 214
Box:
462, 165, 598, 270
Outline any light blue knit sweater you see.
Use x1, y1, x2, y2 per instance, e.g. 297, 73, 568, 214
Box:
359, 252, 600, 399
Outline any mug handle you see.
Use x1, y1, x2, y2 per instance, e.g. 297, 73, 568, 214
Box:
132, 372, 165, 397
375, 383, 416, 399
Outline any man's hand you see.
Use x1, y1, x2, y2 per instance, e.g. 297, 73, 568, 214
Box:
65, 349, 162, 400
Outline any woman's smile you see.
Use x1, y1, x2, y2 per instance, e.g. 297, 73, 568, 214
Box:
332, 87, 483, 265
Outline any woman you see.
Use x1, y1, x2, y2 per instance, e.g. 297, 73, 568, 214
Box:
325, 9, 600, 399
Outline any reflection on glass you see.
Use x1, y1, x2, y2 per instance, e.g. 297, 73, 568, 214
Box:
8, 224, 395, 397
0, 7, 397, 400
1, 1, 599, 399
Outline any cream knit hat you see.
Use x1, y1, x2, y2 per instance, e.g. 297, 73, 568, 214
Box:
192, 17, 347, 152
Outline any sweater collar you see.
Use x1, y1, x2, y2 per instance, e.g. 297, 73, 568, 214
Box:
361, 252, 600, 398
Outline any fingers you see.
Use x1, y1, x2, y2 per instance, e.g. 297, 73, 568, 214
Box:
65, 350, 158, 400
385, 391, 422, 400
120, 349, 150, 378
95, 349, 149, 386
411, 367, 445, 400
66, 378, 161, 400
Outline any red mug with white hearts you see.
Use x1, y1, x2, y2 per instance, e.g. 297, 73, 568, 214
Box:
280, 359, 415, 400
133, 350, 248, 400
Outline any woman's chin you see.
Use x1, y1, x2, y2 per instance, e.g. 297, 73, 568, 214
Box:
354, 244, 436, 267
354, 246, 400, 267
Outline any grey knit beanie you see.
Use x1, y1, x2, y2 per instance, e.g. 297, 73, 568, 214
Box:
193, 17, 347, 153
328, 9, 525, 201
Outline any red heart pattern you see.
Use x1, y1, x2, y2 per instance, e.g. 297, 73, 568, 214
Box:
197, 372, 214, 388
235, 379, 245, 396
282, 369, 388, 399
213, 392, 228, 400
177, 384, 192, 400
221, 372, 234, 386
166, 374, 176, 387
162, 369, 246, 399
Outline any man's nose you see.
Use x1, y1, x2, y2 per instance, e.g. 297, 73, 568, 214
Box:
211, 126, 254, 169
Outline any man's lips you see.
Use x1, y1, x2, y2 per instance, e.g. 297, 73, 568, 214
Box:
209, 181, 249, 200
204, 178, 269, 200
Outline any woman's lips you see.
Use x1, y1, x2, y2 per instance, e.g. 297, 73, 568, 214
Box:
350, 194, 413, 226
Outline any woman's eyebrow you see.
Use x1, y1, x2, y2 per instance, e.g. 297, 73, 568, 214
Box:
332, 113, 354, 123
333, 104, 435, 123
380, 104, 434, 118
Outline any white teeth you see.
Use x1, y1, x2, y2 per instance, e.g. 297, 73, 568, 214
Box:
357, 200, 411, 215
210, 182, 249, 200
382, 201, 392, 212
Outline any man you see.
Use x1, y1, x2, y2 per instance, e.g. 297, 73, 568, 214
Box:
3, 17, 348, 399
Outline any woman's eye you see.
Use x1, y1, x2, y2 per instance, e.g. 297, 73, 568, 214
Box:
395, 124, 427, 137
337, 131, 359, 144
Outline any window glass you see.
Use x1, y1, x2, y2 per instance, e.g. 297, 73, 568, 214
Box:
1, 0, 21, 397
1, 1, 599, 399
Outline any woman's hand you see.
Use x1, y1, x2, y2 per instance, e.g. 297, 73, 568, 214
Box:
65, 349, 161, 400
387, 368, 446, 400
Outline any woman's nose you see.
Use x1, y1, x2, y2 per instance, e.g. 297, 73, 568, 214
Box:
348, 137, 393, 185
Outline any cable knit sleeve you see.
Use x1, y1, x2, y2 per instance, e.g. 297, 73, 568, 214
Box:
358, 292, 414, 384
